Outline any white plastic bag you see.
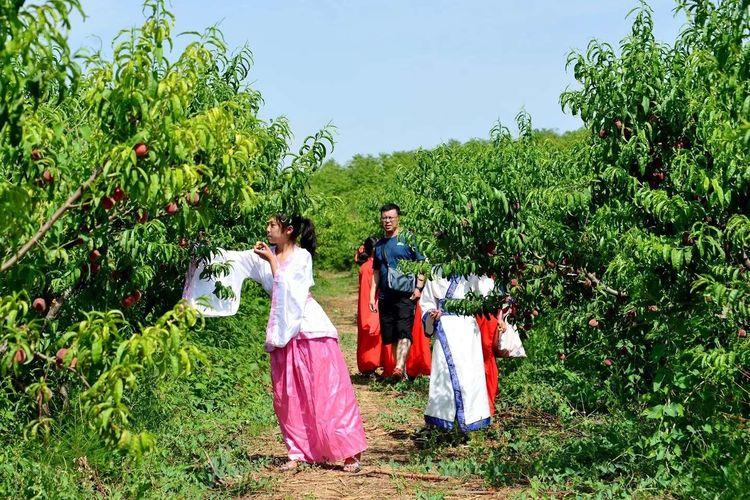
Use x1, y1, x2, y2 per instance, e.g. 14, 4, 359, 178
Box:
499, 322, 526, 358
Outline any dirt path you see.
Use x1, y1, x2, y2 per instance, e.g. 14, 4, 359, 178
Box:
239, 271, 517, 499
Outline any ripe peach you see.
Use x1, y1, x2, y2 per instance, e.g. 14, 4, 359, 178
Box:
112, 186, 126, 202
32, 297, 46, 313
14, 349, 26, 364
134, 143, 149, 158
89, 249, 101, 263
186, 192, 200, 206
102, 196, 115, 210
55, 348, 68, 365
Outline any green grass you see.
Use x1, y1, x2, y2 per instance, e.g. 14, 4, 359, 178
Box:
1, 269, 718, 498
352, 325, 689, 498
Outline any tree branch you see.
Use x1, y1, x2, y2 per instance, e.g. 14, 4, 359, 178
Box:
40, 284, 83, 335
529, 251, 627, 298
582, 270, 627, 298
59, 206, 135, 250
1, 167, 102, 273
358, 468, 450, 482
35, 352, 91, 389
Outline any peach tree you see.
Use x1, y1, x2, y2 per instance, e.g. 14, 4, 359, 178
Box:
402, 0, 748, 490
0, 0, 330, 455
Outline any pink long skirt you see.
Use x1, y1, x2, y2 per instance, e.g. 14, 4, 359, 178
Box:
270, 336, 368, 463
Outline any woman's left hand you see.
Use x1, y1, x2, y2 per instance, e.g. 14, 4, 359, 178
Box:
253, 241, 276, 263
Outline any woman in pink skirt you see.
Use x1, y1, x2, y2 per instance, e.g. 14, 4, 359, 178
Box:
183, 214, 367, 472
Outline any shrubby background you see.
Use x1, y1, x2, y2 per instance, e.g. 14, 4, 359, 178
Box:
1, 0, 747, 497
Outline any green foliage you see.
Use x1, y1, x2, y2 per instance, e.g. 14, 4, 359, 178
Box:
0, 0, 328, 454
0, 282, 274, 498
310, 151, 418, 271
401, 0, 750, 494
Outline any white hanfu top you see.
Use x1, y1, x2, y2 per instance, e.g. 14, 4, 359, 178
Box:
182, 246, 337, 352
419, 272, 494, 431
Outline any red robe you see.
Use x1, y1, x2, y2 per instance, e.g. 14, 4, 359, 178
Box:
475, 314, 499, 415
356, 257, 382, 373
405, 302, 431, 378
357, 257, 431, 377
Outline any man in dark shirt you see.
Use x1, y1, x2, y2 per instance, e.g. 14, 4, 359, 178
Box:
369, 203, 425, 380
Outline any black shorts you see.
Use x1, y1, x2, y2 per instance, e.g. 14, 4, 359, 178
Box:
379, 293, 416, 345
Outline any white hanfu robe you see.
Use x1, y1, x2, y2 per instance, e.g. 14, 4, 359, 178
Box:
420, 273, 494, 432
182, 247, 337, 351
182, 245, 367, 463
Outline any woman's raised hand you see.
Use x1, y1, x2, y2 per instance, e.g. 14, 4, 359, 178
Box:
253, 241, 275, 262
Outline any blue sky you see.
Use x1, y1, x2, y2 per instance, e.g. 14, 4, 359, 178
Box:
68, 1, 686, 163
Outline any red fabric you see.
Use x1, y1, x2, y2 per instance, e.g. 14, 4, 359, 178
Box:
405, 302, 431, 378
476, 314, 499, 415
381, 343, 395, 377
356, 258, 431, 377
356, 258, 382, 373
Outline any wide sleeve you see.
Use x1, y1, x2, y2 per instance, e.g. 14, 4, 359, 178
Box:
265, 249, 314, 347
236, 249, 274, 292
471, 274, 495, 297
182, 249, 255, 317
419, 273, 447, 336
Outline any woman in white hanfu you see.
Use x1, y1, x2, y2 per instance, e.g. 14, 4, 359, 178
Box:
419, 272, 494, 432
183, 214, 367, 472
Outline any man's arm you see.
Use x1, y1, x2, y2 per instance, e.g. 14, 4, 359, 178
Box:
410, 273, 424, 301
416, 274, 425, 289
410, 240, 426, 301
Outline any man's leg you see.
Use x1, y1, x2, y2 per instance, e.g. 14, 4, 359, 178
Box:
379, 295, 395, 347
395, 338, 412, 372
394, 295, 415, 373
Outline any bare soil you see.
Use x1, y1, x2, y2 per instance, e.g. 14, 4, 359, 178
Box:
238, 271, 521, 499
